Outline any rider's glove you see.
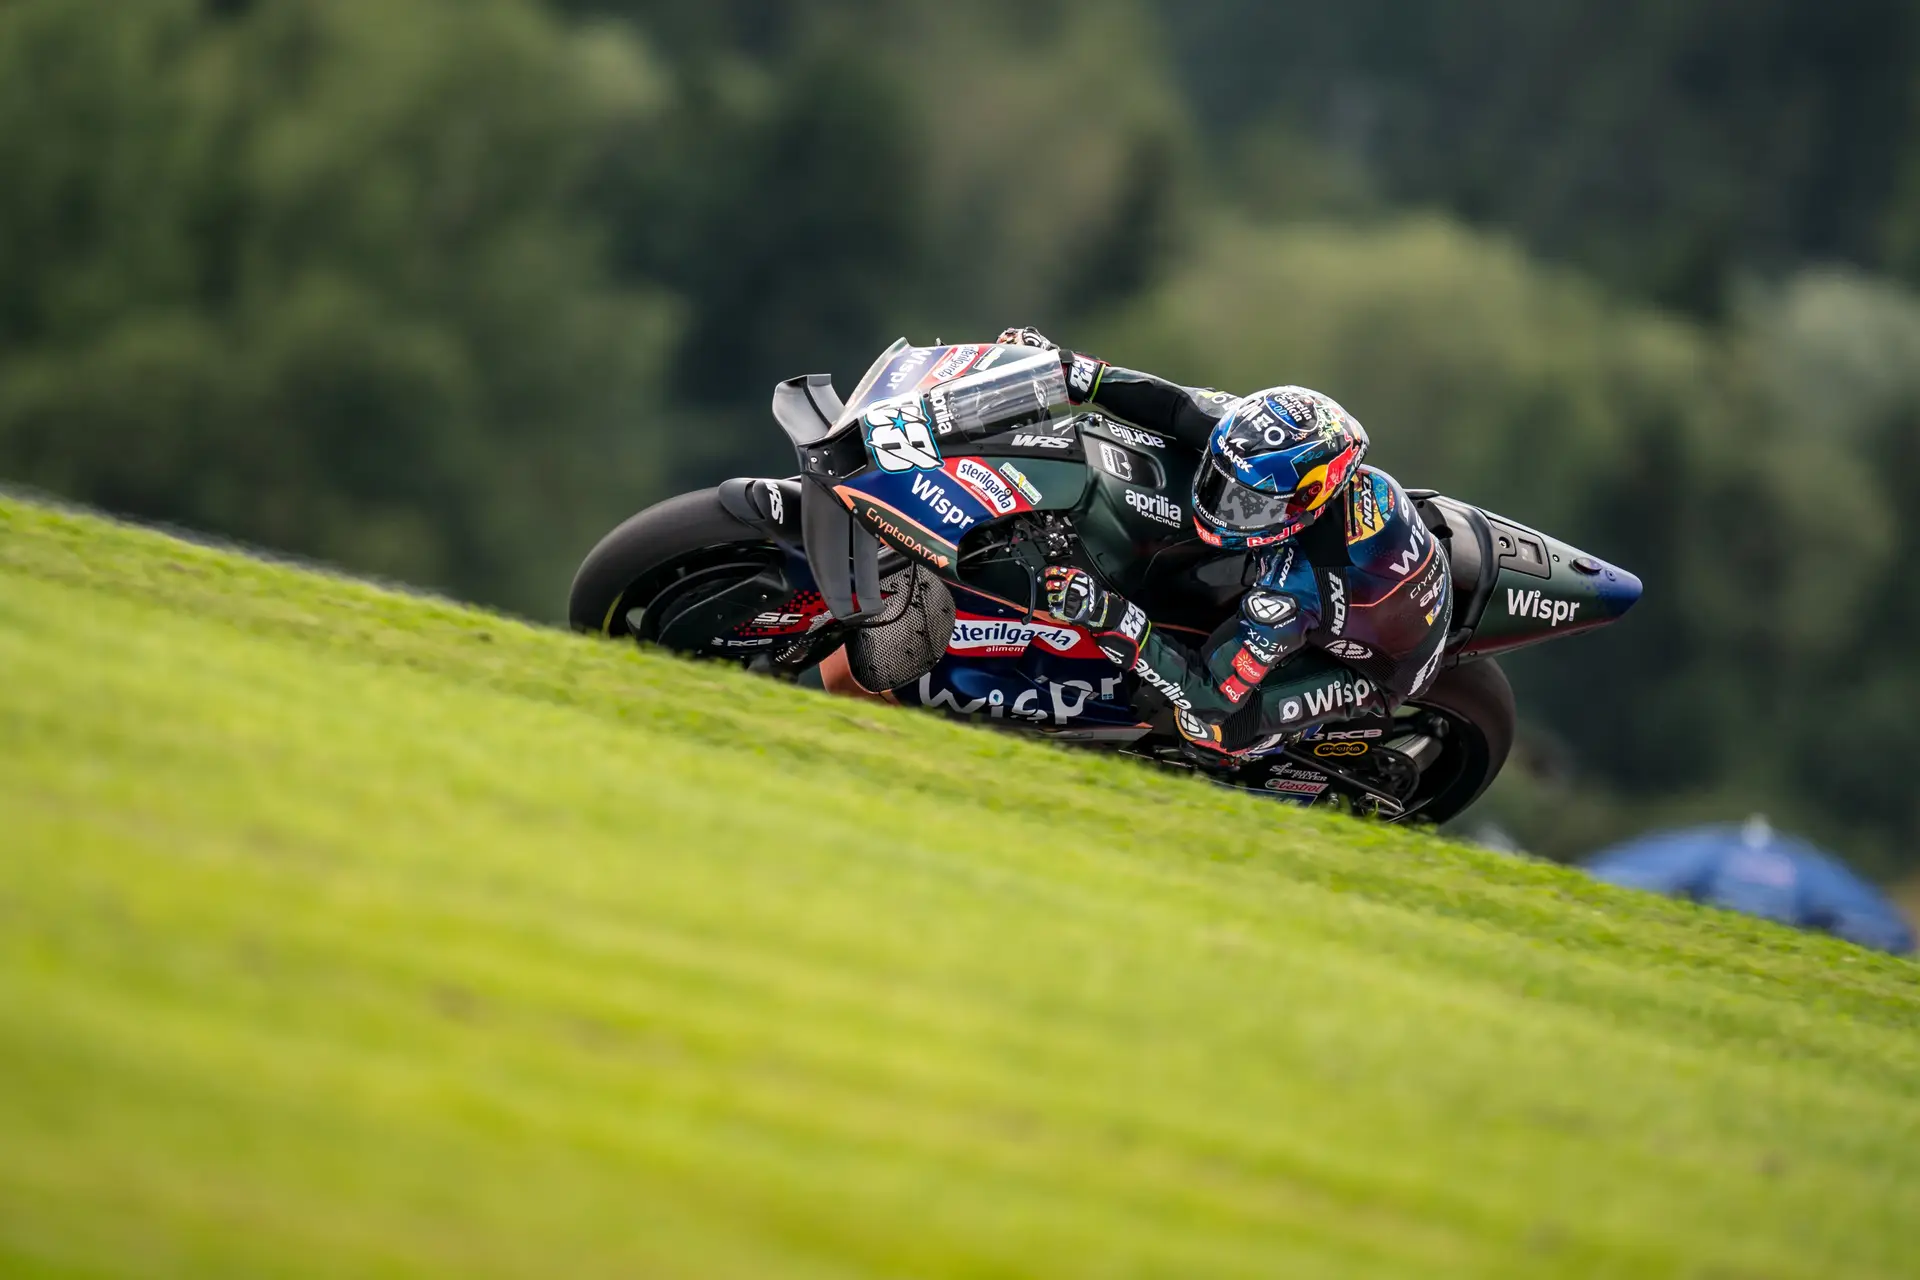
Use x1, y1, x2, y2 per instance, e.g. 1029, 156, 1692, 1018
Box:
1045, 565, 1113, 627
995, 327, 1106, 406
995, 326, 1058, 352
1045, 566, 1149, 668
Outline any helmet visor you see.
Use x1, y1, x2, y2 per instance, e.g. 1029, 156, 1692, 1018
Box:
1193, 454, 1306, 532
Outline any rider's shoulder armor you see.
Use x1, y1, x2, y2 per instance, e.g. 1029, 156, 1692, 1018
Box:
1338, 466, 1451, 648
1341, 468, 1429, 584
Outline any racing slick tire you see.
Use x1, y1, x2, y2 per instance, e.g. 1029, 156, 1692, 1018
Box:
1405, 657, 1515, 823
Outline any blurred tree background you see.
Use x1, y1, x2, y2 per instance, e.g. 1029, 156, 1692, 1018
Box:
5, 0, 1920, 879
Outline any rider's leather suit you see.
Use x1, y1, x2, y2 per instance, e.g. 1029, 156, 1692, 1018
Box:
1067, 356, 1453, 755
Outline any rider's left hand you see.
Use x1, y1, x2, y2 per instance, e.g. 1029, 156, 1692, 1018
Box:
994, 326, 1058, 352
1046, 565, 1157, 670
1044, 565, 1114, 628
995, 327, 1103, 404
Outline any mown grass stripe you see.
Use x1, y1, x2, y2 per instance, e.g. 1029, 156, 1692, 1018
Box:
1, 495, 1916, 1278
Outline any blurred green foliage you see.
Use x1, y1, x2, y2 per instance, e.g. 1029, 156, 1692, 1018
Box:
0, 0, 678, 608
1158, 0, 1920, 315
3, 0, 1920, 876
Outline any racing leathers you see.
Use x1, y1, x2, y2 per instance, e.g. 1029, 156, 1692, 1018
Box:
1047, 353, 1453, 757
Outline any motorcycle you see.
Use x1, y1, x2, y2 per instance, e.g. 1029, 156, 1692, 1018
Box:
569, 339, 1642, 823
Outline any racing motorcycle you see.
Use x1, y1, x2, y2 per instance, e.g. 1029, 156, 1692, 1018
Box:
569, 339, 1642, 822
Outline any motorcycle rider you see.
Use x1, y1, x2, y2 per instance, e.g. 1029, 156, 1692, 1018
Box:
997, 327, 1452, 761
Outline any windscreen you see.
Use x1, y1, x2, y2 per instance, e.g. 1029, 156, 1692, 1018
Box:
834, 341, 1068, 439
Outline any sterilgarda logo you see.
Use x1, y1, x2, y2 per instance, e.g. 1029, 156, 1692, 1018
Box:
953, 459, 1020, 516
908, 473, 977, 532
1506, 587, 1583, 627
947, 616, 1081, 658
927, 344, 985, 384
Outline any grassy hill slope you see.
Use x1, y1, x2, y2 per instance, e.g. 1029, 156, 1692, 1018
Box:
1, 496, 1916, 1279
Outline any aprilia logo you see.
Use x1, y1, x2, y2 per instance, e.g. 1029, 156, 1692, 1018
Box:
1105, 423, 1164, 449
1131, 656, 1192, 710
1125, 490, 1181, 527
929, 388, 957, 435
1506, 588, 1582, 627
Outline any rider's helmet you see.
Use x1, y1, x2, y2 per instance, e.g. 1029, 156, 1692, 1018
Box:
1191, 386, 1369, 550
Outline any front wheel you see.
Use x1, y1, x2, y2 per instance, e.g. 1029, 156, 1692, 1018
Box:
568, 488, 844, 670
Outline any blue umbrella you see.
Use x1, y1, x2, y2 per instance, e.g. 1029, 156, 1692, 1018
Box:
1585, 817, 1915, 954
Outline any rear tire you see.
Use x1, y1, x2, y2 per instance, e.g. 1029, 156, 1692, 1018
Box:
1404, 658, 1514, 822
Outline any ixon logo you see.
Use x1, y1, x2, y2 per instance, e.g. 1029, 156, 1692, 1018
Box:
1506, 587, 1582, 627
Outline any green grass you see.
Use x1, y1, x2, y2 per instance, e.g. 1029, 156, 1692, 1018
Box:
1, 495, 1916, 1279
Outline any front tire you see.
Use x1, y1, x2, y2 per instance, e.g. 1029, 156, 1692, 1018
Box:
568, 488, 846, 674
569, 488, 769, 637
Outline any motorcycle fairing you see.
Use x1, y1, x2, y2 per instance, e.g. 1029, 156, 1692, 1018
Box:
899, 656, 1144, 732
897, 580, 1144, 731
1425, 502, 1643, 658
695, 550, 840, 657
